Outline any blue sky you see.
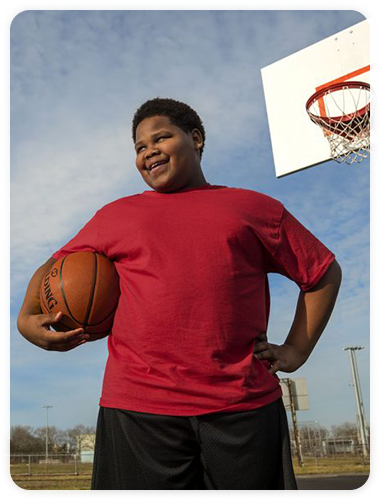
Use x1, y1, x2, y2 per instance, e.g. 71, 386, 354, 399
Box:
10, 9, 370, 433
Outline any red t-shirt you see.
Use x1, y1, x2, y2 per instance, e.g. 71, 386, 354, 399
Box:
52, 184, 335, 415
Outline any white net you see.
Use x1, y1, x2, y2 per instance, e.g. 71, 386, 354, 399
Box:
307, 83, 370, 165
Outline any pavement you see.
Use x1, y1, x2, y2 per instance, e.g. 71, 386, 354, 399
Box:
297, 474, 379, 499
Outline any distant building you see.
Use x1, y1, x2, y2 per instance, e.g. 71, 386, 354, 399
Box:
77, 434, 96, 463
322, 438, 355, 455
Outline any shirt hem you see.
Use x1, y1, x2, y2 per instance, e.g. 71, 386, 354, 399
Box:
99, 386, 283, 416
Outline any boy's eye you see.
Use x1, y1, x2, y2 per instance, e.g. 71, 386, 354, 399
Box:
136, 136, 169, 153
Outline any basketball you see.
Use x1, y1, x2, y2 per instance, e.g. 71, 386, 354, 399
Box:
40, 252, 120, 335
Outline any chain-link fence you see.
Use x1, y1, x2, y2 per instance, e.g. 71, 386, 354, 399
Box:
10, 453, 93, 476
289, 435, 370, 467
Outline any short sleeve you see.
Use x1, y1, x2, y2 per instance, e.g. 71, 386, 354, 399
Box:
51, 211, 104, 261
263, 207, 336, 291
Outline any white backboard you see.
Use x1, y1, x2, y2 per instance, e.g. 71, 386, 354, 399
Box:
281, 378, 310, 411
261, 20, 370, 177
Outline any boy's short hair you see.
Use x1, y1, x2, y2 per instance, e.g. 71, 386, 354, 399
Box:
132, 98, 206, 159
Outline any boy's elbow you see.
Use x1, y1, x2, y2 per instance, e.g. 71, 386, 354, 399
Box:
328, 259, 342, 290
309, 259, 342, 293
327, 260, 342, 308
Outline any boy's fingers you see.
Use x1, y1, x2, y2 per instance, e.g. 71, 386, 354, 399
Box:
40, 311, 62, 326
254, 341, 270, 353
257, 342, 282, 355
41, 311, 71, 326
259, 332, 268, 339
268, 360, 282, 375
256, 332, 268, 342
46, 327, 87, 344
49, 326, 85, 337
256, 349, 274, 361
63, 328, 86, 338
45, 330, 89, 351
39, 313, 85, 337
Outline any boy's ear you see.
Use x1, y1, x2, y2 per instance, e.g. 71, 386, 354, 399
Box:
191, 128, 203, 152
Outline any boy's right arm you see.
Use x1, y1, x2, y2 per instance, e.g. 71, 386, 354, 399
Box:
17, 257, 90, 351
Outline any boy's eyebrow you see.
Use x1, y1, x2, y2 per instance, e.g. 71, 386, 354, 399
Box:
135, 129, 172, 148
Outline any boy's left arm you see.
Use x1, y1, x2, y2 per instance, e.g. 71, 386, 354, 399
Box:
255, 259, 342, 375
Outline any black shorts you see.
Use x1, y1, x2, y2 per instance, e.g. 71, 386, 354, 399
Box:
91, 398, 297, 490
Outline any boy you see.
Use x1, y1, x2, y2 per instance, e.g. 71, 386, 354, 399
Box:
17, 98, 342, 489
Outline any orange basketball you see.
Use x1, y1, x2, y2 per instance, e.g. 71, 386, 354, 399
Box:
40, 252, 120, 335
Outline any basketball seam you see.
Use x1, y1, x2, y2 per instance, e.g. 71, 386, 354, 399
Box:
83, 252, 98, 330
86, 301, 119, 327
60, 255, 86, 326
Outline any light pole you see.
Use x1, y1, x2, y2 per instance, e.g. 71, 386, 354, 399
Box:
315, 420, 322, 456
301, 420, 321, 456
343, 346, 368, 456
42, 405, 53, 463
282, 378, 303, 467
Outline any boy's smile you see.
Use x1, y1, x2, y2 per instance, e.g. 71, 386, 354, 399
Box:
135, 115, 207, 193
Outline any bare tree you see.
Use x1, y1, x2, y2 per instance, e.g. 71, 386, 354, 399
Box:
330, 422, 359, 441
66, 425, 96, 453
34, 425, 67, 453
10, 426, 44, 454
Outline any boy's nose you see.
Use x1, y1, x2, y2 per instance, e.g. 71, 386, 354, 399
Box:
145, 148, 160, 159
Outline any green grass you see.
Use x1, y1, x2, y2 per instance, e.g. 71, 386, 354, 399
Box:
293, 457, 370, 475
11, 475, 92, 490
10, 463, 93, 490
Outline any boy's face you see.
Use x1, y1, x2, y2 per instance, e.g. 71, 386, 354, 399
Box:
135, 115, 205, 193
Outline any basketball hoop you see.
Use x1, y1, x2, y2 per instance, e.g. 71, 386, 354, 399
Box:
306, 81, 370, 164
